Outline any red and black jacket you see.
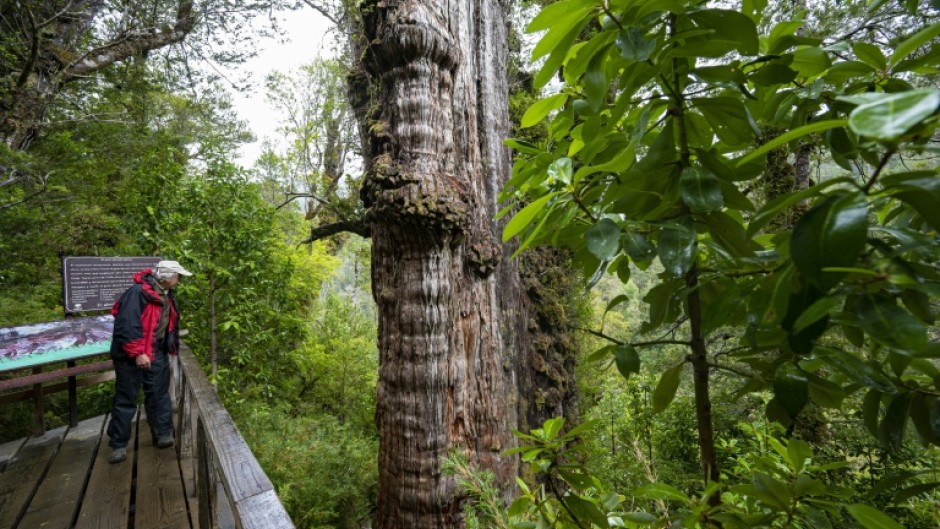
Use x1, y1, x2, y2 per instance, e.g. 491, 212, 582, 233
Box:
110, 268, 180, 361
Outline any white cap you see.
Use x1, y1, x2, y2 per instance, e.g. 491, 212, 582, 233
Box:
156, 260, 193, 276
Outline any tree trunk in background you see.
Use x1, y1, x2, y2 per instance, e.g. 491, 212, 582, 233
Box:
354, 1, 524, 528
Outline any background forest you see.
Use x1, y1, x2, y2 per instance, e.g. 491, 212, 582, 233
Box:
1, 1, 940, 529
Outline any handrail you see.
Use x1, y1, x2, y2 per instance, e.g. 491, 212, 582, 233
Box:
174, 343, 294, 529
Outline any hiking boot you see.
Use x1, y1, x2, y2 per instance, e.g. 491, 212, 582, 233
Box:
156, 434, 175, 449
109, 447, 127, 464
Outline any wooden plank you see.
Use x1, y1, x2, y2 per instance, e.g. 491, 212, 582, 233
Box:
176, 345, 293, 529
74, 412, 137, 529
0, 426, 66, 529
0, 371, 115, 405
135, 411, 189, 529
233, 490, 294, 529
0, 439, 25, 474
0, 361, 113, 391
177, 348, 274, 503
17, 417, 105, 529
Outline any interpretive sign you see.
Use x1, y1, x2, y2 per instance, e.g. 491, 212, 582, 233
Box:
63, 256, 160, 313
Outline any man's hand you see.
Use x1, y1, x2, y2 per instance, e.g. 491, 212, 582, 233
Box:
135, 354, 151, 370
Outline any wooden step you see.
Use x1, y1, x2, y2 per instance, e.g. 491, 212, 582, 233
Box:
74, 412, 137, 529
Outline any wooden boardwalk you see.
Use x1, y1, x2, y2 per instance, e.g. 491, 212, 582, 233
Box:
0, 410, 193, 529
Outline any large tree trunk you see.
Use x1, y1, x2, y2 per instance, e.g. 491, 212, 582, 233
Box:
355, 1, 523, 528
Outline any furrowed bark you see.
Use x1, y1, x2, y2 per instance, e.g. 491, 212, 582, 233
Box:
356, 1, 521, 528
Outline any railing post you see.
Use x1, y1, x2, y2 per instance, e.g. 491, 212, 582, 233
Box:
197, 416, 212, 529
67, 360, 78, 427
31, 367, 44, 435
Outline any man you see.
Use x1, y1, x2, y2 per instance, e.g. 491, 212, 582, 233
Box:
107, 260, 192, 464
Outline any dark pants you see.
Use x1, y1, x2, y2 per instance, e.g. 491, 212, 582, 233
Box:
107, 349, 172, 449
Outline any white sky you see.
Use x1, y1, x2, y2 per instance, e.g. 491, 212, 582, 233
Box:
230, 8, 336, 164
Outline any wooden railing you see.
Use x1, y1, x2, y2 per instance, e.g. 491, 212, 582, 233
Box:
174, 343, 295, 529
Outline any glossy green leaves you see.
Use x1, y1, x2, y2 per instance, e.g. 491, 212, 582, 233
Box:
585, 218, 620, 261
791, 192, 868, 291
658, 222, 696, 277
679, 167, 723, 213
847, 88, 940, 140
652, 364, 685, 414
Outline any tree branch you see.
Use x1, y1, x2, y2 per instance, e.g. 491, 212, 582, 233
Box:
300, 0, 342, 27
301, 216, 371, 244
63, 0, 195, 81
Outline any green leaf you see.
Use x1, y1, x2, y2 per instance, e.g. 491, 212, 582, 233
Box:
526, 0, 596, 32
794, 474, 827, 497
824, 60, 877, 84
848, 88, 940, 140
774, 363, 809, 418
791, 192, 868, 291
573, 141, 636, 182
622, 231, 655, 263
854, 42, 887, 70
846, 504, 903, 529
585, 218, 621, 261
652, 364, 685, 414
622, 512, 657, 524
894, 42, 940, 73
793, 296, 842, 333
617, 27, 656, 61
643, 279, 682, 332
693, 97, 757, 145
548, 157, 573, 183
863, 389, 883, 438
889, 21, 940, 67
893, 482, 940, 504
750, 63, 798, 86
693, 65, 746, 84
688, 9, 759, 55
564, 495, 609, 528
737, 120, 847, 166
583, 52, 608, 114
753, 472, 791, 511
857, 295, 927, 352
558, 469, 597, 491
680, 167, 723, 213
910, 394, 940, 445
605, 294, 630, 314
791, 47, 831, 77
657, 222, 696, 277
821, 348, 895, 394
748, 179, 851, 236
883, 172, 940, 232
504, 138, 542, 155
900, 289, 935, 324
808, 375, 846, 409
632, 482, 688, 502
787, 439, 813, 474
533, 20, 591, 89
703, 211, 755, 258
614, 344, 641, 380
522, 94, 568, 129
502, 192, 559, 242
